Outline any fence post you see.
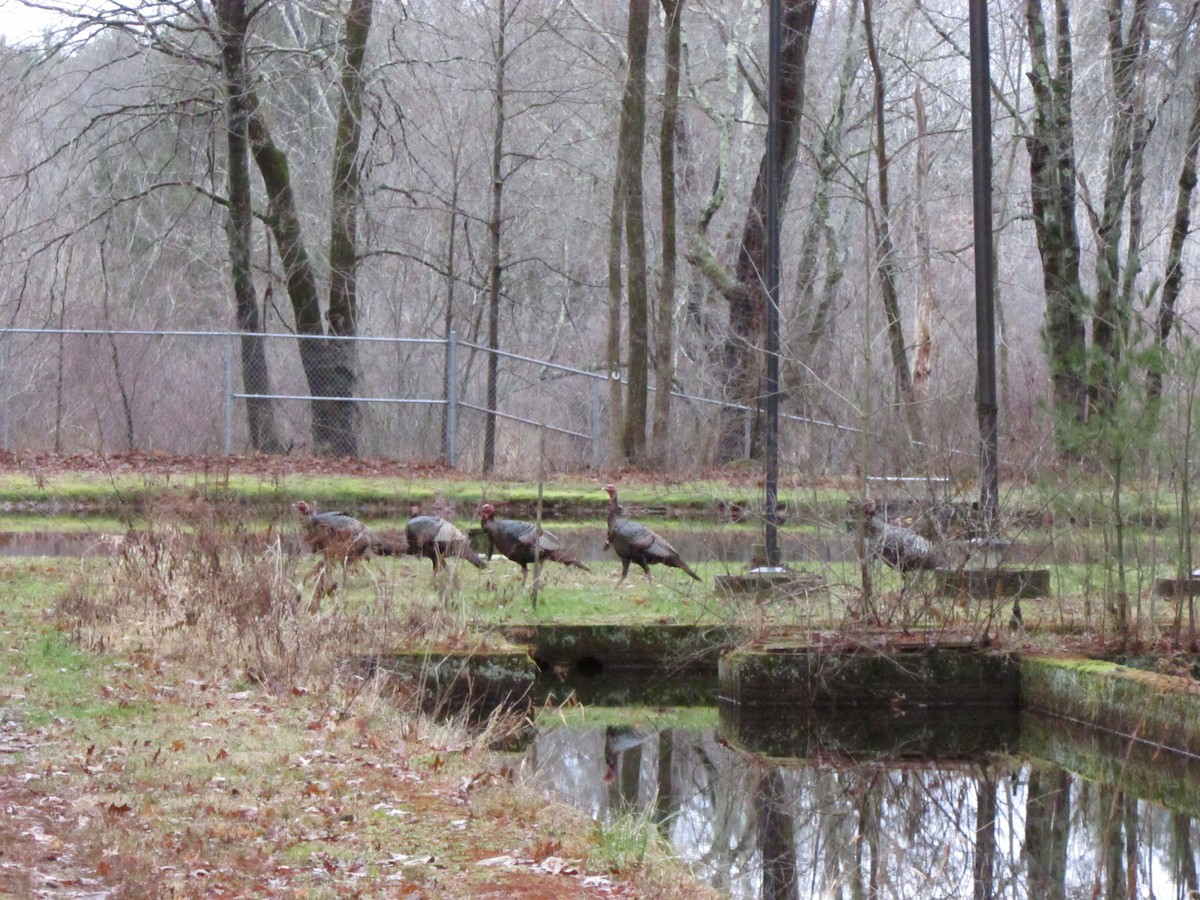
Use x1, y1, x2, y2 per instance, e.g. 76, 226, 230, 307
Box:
590, 378, 603, 470
1, 330, 9, 453
445, 330, 458, 466
744, 408, 752, 459
224, 333, 234, 456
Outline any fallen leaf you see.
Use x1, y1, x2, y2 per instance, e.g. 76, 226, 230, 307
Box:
476, 855, 518, 868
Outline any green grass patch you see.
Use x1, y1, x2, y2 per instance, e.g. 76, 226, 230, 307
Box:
535, 705, 719, 731
11, 632, 143, 725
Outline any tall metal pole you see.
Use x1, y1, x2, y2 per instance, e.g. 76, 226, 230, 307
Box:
764, 0, 782, 568
223, 333, 234, 457
970, 0, 999, 527
445, 330, 458, 466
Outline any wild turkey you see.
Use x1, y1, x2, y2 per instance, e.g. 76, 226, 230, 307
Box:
405, 503, 487, 573
479, 503, 590, 581
864, 499, 945, 573
604, 484, 700, 583
294, 500, 401, 562
293, 500, 401, 599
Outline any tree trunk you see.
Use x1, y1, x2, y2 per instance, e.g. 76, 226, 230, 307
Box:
483, 0, 508, 474
214, 0, 282, 454
791, 6, 857, 390
716, 0, 818, 463
912, 81, 936, 398
443, 174, 460, 461
863, 0, 920, 439
650, 0, 683, 466
607, 165, 624, 467
1026, 0, 1088, 455
619, 0, 650, 464
322, 0, 374, 457
243, 4, 372, 457
1148, 72, 1200, 402
1087, 0, 1149, 417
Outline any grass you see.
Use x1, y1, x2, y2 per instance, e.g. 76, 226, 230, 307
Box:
7, 470, 1200, 894
0, 502, 717, 898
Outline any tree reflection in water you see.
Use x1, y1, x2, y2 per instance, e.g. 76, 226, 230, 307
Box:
526, 725, 1200, 899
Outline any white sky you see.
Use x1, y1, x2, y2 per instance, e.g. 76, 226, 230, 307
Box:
0, 2, 77, 45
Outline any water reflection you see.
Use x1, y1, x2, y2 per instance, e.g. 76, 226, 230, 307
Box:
0, 525, 1096, 566
0, 531, 112, 557
526, 717, 1200, 899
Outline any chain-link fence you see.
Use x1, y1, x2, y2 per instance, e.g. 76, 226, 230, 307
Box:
0, 327, 872, 472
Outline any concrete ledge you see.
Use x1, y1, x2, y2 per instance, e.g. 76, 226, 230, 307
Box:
720, 643, 1020, 709
935, 568, 1050, 598
361, 649, 537, 719
1154, 577, 1200, 597
720, 702, 1020, 760
1020, 655, 1200, 757
1022, 713, 1200, 818
714, 570, 827, 599
500, 623, 735, 675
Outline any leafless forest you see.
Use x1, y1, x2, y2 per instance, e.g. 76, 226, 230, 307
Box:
0, 0, 1195, 479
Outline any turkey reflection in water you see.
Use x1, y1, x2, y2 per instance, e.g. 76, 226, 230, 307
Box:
524, 714, 1200, 899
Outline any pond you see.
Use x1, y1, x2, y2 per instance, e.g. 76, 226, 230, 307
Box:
525, 709, 1200, 899
0, 523, 1115, 568
0, 531, 112, 557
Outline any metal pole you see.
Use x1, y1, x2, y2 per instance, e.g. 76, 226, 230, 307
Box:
764, 0, 782, 568
1, 330, 10, 453
445, 330, 458, 466
532, 422, 546, 610
224, 333, 234, 456
970, 0, 999, 528
590, 378, 603, 470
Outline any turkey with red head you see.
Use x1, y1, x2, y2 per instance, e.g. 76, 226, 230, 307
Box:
603, 484, 700, 583
479, 503, 589, 581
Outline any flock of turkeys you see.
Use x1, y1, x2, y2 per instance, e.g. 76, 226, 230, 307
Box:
292, 483, 701, 589
294, 487, 948, 592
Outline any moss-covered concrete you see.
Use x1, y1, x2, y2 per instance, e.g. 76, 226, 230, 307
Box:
1021, 712, 1200, 818
721, 702, 1021, 760
719, 644, 1020, 709
935, 568, 1050, 598
500, 623, 737, 675
1020, 654, 1200, 757
360, 648, 538, 719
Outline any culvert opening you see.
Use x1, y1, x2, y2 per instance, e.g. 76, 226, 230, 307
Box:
574, 656, 604, 677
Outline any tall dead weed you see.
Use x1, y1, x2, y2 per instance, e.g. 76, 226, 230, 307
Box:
55, 495, 408, 690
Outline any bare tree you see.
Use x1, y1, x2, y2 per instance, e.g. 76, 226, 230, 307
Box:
214, 0, 283, 453
616, 0, 651, 463
912, 81, 935, 398
483, 0, 510, 474
650, 0, 683, 465
1026, 0, 1088, 455
1149, 70, 1200, 402
692, 0, 819, 463
863, 0, 919, 439
1084, 0, 1150, 417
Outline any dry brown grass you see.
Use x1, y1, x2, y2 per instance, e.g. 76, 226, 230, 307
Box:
9, 495, 714, 897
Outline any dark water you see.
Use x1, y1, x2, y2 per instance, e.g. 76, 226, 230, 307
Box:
0, 531, 112, 557
0, 524, 1088, 567
525, 711, 1200, 899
